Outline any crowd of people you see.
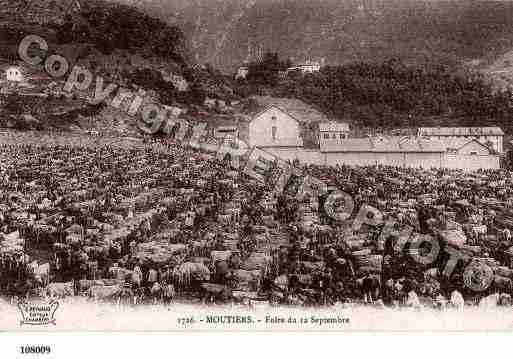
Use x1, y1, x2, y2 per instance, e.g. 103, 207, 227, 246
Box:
1, 132, 513, 309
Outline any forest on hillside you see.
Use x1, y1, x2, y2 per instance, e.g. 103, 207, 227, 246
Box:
236, 54, 513, 131
0, 0, 187, 64
57, 1, 186, 63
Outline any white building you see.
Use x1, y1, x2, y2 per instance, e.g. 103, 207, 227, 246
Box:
214, 126, 239, 141
162, 73, 189, 92
418, 127, 504, 153
271, 135, 497, 170
235, 66, 249, 80
5, 66, 24, 82
442, 138, 500, 171
248, 105, 304, 148
247, 96, 329, 149
287, 60, 321, 74
320, 136, 447, 168
319, 122, 350, 143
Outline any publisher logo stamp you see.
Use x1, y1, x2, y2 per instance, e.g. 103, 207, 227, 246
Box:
18, 301, 59, 326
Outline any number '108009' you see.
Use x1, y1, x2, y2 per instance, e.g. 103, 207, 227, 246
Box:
20, 346, 51, 354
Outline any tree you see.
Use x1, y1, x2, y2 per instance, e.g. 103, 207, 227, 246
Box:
4, 95, 24, 115
247, 51, 290, 87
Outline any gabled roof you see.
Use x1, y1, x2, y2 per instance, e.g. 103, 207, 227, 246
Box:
249, 96, 329, 124
441, 138, 493, 152
320, 136, 446, 153
372, 136, 402, 152
418, 127, 504, 136
319, 122, 350, 132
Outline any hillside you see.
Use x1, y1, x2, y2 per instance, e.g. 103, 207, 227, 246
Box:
114, 0, 513, 74
0, 0, 225, 134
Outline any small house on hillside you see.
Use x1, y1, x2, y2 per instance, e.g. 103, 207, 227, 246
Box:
287, 60, 322, 74
5, 66, 24, 82
235, 66, 249, 80
0, 62, 52, 87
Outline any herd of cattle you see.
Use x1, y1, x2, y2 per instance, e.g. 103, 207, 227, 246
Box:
1, 132, 513, 310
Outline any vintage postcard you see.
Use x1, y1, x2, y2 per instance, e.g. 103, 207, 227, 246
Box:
1, 0, 513, 334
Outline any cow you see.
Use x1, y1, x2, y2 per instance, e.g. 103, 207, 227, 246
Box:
33, 263, 50, 287
383, 278, 403, 306
472, 225, 487, 237
102, 279, 124, 286
273, 274, 289, 292
150, 282, 163, 304
217, 214, 231, 225
479, 293, 500, 308
419, 279, 440, 298
450, 290, 464, 309
233, 269, 262, 292
87, 285, 122, 302
26, 260, 39, 274
356, 274, 380, 303
211, 251, 232, 264
162, 283, 175, 305
499, 293, 512, 306
404, 290, 422, 309
147, 269, 158, 284
131, 268, 142, 287
108, 266, 132, 281
383, 278, 397, 305
44, 281, 74, 299
262, 215, 276, 228
434, 294, 448, 310
78, 279, 105, 293
423, 268, 439, 282
492, 275, 513, 295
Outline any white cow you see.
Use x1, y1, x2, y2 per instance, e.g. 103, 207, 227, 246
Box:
405, 290, 422, 309
34, 263, 50, 287
450, 290, 464, 309
479, 293, 500, 308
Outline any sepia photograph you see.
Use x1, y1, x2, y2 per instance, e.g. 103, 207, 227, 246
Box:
2, 0, 513, 338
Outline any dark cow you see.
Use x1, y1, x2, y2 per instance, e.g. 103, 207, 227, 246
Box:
357, 274, 381, 303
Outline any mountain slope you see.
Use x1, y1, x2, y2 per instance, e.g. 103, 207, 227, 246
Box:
0, 0, 191, 134
115, 0, 513, 73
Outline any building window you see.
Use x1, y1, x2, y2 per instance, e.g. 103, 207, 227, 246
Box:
340, 133, 346, 139
332, 133, 337, 139
272, 126, 277, 140
470, 151, 477, 155
324, 133, 330, 139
